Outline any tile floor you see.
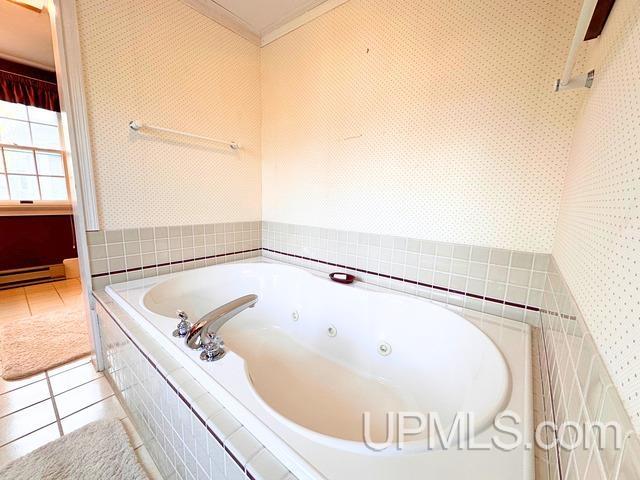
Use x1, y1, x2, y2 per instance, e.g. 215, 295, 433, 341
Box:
0, 279, 83, 321
0, 355, 162, 477
0, 279, 162, 478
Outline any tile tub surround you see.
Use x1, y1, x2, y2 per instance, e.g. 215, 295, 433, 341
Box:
85, 232, 640, 480
95, 293, 296, 480
85, 220, 547, 323
262, 221, 548, 323
95, 259, 535, 480
87, 221, 262, 289
537, 258, 640, 480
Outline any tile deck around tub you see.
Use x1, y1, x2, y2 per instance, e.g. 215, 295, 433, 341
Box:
94, 255, 535, 480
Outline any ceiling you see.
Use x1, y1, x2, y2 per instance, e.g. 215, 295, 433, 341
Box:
0, 0, 54, 70
184, 0, 346, 45
213, 0, 328, 36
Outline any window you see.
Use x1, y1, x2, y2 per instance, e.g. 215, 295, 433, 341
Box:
0, 100, 69, 205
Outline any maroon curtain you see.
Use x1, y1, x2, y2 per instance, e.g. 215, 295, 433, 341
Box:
0, 58, 59, 112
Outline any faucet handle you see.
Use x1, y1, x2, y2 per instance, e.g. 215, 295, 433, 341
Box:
172, 310, 192, 338
200, 333, 226, 362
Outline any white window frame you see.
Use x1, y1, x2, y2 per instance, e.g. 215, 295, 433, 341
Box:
0, 104, 72, 214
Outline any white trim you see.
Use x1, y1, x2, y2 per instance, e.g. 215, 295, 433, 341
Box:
260, 0, 351, 46
180, 0, 261, 46
48, 0, 103, 370
0, 203, 72, 216
180, 0, 351, 48
48, 0, 99, 231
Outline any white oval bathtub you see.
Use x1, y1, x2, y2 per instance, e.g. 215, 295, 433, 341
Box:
142, 262, 509, 450
106, 259, 532, 479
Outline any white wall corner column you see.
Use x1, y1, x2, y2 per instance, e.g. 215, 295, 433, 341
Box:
48, 0, 103, 369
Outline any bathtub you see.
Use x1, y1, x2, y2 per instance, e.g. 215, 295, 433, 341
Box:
105, 259, 533, 479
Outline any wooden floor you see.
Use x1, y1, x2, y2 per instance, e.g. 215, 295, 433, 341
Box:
0, 279, 83, 322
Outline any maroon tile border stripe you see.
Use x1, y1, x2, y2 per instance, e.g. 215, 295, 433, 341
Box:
90, 248, 262, 278
91, 246, 538, 312
94, 295, 259, 480
263, 248, 539, 312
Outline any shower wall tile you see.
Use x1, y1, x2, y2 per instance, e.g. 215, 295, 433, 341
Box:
262, 221, 547, 323
539, 258, 640, 480
88, 219, 548, 323
87, 221, 262, 289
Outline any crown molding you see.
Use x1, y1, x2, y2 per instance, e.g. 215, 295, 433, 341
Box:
180, 0, 261, 46
181, 0, 351, 48
260, 0, 350, 46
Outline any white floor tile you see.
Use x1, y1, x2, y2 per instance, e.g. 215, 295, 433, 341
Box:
55, 377, 114, 419
47, 355, 92, 377
0, 400, 56, 446
0, 379, 50, 417
60, 395, 126, 435
0, 372, 46, 395
49, 362, 102, 396
0, 424, 60, 467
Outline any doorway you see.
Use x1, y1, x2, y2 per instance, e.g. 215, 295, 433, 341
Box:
0, 1, 92, 383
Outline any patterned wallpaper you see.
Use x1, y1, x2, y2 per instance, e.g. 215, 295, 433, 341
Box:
260, 0, 587, 253
75, 0, 262, 230
553, 0, 640, 431
74, 0, 640, 432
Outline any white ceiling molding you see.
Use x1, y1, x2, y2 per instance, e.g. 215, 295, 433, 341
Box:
180, 0, 261, 45
260, 0, 350, 46
180, 0, 351, 47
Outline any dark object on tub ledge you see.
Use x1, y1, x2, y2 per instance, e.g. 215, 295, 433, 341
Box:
330, 272, 356, 284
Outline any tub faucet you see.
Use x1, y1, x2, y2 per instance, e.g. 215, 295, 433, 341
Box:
184, 294, 258, 361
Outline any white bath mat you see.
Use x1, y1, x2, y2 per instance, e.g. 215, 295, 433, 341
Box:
0, 308, 91, 380
0, 420, 148, 480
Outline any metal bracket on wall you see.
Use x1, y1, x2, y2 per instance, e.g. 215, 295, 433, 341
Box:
555, 69, 595, 92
